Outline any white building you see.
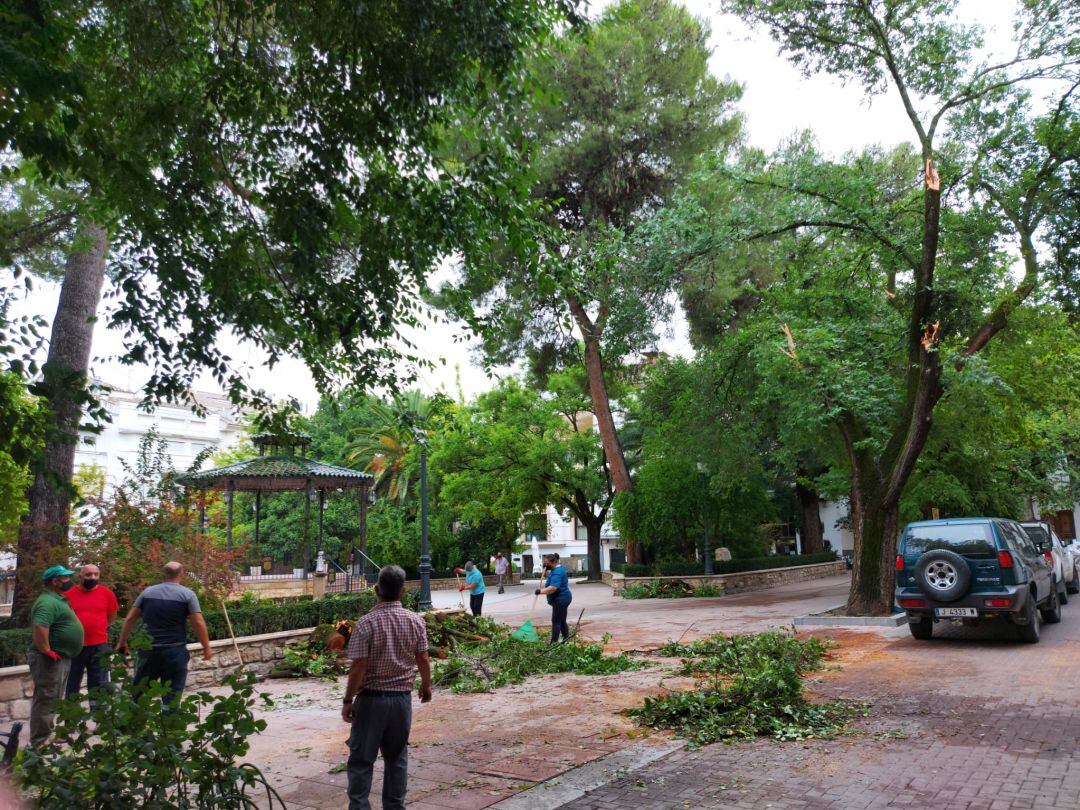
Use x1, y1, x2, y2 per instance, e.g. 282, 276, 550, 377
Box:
513, 505, 622, 575
820, 498, 1080, 554
74, 383, 248, 488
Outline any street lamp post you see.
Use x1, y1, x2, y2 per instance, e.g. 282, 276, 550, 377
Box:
697, 461, 713, 576
418, 442, 432, 610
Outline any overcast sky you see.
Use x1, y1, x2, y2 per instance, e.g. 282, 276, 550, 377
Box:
14, 0, 1018, 413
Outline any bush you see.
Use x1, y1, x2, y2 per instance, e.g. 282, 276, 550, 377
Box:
654, 560, 705, 577
17, 655, 283, 808
617, 552, 837, 581
613, 563, 652, 577
714, 552, 837, 574
621, 581, 725, 600
0, 590, 417, 668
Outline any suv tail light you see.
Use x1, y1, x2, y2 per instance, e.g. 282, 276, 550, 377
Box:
899, 598, 927, 608
998, 550, 1014, 568
1043, 551, 1054, 565
895, 555, 904, 571
984, 598, 1012, 608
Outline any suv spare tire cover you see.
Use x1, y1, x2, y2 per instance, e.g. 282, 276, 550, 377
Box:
913, 549, 972, 602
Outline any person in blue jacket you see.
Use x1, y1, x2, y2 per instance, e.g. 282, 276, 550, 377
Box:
535, 553, 572, 644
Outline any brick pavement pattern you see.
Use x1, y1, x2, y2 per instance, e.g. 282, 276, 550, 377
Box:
560, 619, 1080, 810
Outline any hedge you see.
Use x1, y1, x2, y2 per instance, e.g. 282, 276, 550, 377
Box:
614, 552, 839, 580
0, 590, 419, 669
714, 552, 837, 574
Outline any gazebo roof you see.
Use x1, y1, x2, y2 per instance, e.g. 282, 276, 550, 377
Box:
176, 454, 373, 492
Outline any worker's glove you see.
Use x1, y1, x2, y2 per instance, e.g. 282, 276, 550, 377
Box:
43, 650, 60, 663
534, 589, 541, 596
458, 586, 467, 591
453, 567, 464, 575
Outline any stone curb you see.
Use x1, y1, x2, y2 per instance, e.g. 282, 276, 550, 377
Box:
488, 739, 683, 810
793, 605, 907, 627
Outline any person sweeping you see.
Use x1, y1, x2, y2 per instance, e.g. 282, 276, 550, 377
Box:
535, 553, 572, 644
454, 561, 485, 617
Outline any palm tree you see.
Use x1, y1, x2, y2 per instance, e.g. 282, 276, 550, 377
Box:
344, 392, 433, 507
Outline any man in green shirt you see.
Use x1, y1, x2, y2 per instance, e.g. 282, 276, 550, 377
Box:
29, 565, 84, 747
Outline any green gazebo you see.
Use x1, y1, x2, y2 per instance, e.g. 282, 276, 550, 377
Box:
177, 434, 374, 579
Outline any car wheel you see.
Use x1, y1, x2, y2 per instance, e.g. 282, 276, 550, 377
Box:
913, 550, 972, 602
908, 618, 933, 640
1067, 569, 1079, 595
1060, 582, 1069, 605
1017, 594, 1041, 644
1041, 581, 1062, 624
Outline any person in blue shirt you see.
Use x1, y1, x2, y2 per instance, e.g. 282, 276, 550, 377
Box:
535, 553, 572, 643
456, 561, 486, 616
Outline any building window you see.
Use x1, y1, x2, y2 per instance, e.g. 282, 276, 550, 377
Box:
575, 520, 588, 542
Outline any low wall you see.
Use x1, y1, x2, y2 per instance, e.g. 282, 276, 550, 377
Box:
0, 627, 313, 724
608, 561, 846, 595
235, 572, 520, 598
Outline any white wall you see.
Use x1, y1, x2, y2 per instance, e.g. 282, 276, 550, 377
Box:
820, 499, 855, 554
74, 385, 247, 490
512, 504, 621, 574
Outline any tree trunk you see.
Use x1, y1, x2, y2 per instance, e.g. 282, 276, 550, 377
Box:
796, 478, 824, 554
845, 479, 901, 616
13, 224, 108, 622
564, 295, 639, 560
585, 519, 602, 582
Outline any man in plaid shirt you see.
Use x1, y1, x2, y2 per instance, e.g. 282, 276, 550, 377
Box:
342, 565, 432, 810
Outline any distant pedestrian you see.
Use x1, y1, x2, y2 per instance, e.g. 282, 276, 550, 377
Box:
116, 561, 212, 705
64, 564, 119, 707
494, 552, 510, 594
535, 553, 573, 644
29, 565, 83, 747
457, 561, 485, 616
342, 565, 432, 810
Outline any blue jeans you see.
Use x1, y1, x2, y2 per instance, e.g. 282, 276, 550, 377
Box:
550, 597, 572, 643
65, 643, 112, 705
347, 692, 412, 810
133, 645, 190, 705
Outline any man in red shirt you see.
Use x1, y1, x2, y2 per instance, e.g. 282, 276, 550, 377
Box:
64, 564, 119, 705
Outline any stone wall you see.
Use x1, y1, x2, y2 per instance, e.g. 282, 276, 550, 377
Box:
0, 627, 313, 724
608, 561, 846, 595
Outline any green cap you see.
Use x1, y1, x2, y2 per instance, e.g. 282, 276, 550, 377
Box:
42, 565, 75, 582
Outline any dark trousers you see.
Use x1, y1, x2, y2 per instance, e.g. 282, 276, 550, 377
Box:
469, 593, 484, 617
550, 598, 572, 643
133, 645, 189, 705
65, 643, 112, 704
347, 692, 412, 810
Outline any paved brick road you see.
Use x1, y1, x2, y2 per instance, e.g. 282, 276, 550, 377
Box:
559, 617, 1080, 810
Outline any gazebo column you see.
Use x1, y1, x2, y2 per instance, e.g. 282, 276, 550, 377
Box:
317, 488, 326, 559
254, 490, 261, 548
225, 483, 235, 551
303, 482, 313, 576
359, 486, 369, 586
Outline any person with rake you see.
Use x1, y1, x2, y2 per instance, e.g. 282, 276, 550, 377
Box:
535, 553, 573, 644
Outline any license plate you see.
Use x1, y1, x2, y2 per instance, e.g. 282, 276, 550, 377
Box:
934, 607, 977, 618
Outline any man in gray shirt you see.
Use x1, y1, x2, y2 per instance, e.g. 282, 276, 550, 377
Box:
117, 561, 212, 703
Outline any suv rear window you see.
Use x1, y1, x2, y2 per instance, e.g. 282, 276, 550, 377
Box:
1022, 525, 1051, 552
903, 523, 996, 559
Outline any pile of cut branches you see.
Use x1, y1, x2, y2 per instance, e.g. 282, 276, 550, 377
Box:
630, 629, 856, 747
429, 614, 642, 693
424, 611, 501, 658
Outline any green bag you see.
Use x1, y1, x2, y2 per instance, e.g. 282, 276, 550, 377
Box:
510, 619, 539, 642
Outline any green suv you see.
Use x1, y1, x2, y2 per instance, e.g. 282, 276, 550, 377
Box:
895, 518, 1058, 643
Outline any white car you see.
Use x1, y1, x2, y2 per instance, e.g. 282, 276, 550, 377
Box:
1021, 521, 1078, 601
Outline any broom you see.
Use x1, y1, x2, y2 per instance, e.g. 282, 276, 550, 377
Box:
453, 569, 467, 610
